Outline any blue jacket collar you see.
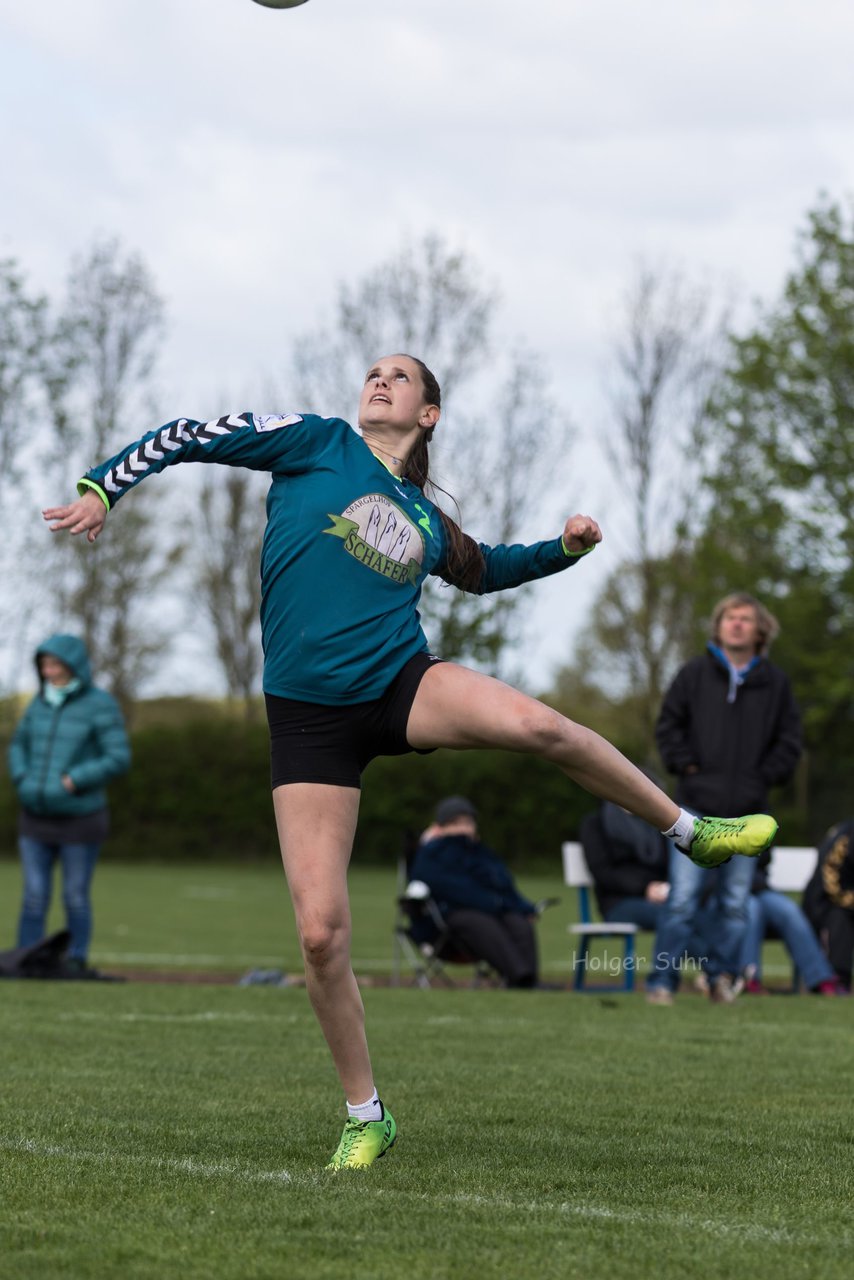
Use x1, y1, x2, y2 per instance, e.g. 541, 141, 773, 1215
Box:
707, 642, 761, 703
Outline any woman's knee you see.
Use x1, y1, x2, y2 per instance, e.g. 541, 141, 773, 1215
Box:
298, 914, 350, 971
516, 704, 577, 757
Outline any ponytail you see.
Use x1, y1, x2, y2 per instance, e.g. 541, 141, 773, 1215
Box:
400, 358, 486, 594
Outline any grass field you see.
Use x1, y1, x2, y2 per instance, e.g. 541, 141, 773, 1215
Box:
0, 859, 578, 982
1, 860, 853, 1279
0, 858, 802, 985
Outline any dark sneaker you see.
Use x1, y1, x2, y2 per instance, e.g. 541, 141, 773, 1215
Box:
685, 815, 778, 869
325, 1105, 397, 1170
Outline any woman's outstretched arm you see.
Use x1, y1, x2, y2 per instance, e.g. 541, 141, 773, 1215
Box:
470, 512, 603, 594
43, 410, 314, 541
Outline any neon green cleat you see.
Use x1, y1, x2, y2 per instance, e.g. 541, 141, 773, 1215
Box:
325, 1107, 397, 1170
686, 815, 778, 869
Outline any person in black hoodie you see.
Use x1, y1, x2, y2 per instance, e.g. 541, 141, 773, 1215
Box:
582, 797, 709, 977
647, 593, 802, 1005
582, 796, 671, 931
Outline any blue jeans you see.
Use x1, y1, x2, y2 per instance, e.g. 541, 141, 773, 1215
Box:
604, 897, 662, 932
607, 898, 709, 973
18, 837, 101, 962
740, 890, 835, 990
649, 843, 755, 991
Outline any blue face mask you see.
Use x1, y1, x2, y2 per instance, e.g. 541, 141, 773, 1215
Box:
43, 677, 82, 707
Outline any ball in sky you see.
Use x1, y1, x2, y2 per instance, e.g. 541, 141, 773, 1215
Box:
251, 0, 310, 9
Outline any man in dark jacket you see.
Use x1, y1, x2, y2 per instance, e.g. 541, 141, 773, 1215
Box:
647, 592, 802, 1005
408, 796, 539, 987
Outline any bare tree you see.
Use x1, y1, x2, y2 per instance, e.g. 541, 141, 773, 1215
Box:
45, 239, 176, 711
288, 235, 573, 675
0, 258, 47, 485
558, 264, 729, 753
422, 348, 573, 671
604, 263, 726, 556
194, 470, 266, 716
0, 260, 52, 707
291, 232, 497, 415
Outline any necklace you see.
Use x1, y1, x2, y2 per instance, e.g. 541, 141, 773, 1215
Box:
360, 432, 403, 467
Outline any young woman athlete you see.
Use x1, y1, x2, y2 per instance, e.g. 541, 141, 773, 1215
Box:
44, 354, 777, 1170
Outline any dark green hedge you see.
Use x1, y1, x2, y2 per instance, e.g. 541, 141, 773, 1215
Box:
0, 714, 594, 868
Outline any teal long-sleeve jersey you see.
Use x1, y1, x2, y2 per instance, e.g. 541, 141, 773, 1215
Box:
80, 412, 591, 704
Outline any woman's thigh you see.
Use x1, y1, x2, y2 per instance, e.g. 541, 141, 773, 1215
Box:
272, 782, 361, 935
406, 662, 571, 754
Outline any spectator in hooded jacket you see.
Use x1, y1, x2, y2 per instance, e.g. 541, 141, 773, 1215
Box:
409, 796, 540, 988
647, 593, 802, 1005
802, 820, 854, 991
7, 634, 131, 973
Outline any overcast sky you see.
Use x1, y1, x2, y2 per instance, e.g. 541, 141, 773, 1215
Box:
3, 0, 854, 692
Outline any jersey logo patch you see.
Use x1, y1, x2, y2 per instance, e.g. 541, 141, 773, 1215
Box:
254, 413, 303, 433
324, 493, 425, 586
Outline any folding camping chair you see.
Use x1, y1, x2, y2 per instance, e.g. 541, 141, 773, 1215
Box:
391, 869, 500, 988
391, 854, 560, 989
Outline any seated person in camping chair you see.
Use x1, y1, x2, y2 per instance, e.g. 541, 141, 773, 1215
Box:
407, 796, 541, 988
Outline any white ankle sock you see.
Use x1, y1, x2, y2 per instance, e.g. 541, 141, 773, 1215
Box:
662, 809, 696, 851
347, 1089, 382, 1122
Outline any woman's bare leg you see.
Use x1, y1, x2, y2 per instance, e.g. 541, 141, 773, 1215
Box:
272, 781, 375, 1103
407, 664, 681, 831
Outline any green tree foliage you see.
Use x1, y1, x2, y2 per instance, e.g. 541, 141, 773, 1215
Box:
0, 701, 591, 867
691, 197, 854, 833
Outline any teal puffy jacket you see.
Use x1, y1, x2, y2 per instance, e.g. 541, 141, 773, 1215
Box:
7, 634, 131, 818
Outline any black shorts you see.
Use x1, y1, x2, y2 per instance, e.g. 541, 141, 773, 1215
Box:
265, 652, 443, 790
